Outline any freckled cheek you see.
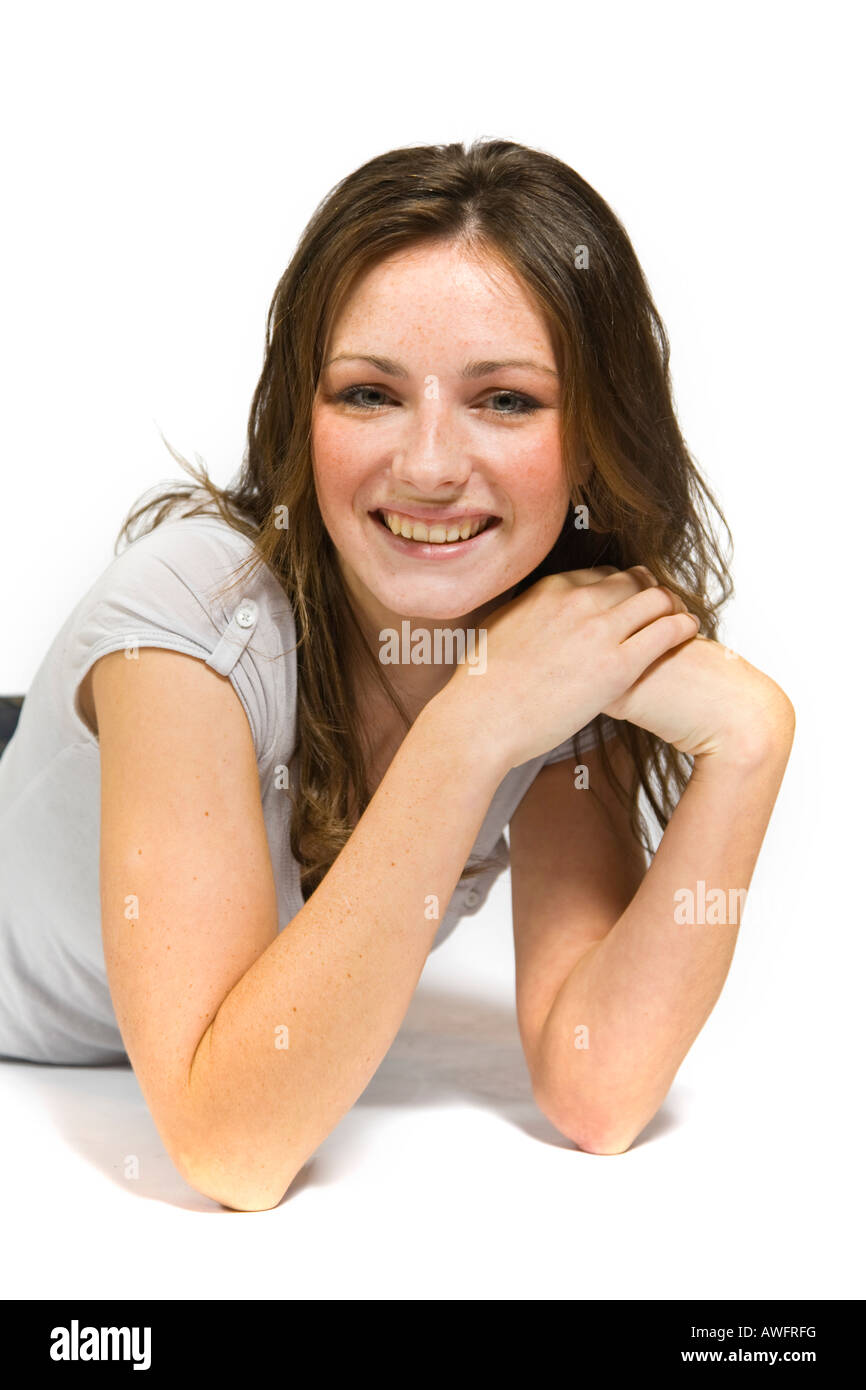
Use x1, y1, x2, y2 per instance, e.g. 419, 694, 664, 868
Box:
311, 418, 373, 521
504, 434, 569, 521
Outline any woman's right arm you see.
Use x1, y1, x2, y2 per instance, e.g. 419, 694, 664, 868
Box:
92, 645, 510, 1212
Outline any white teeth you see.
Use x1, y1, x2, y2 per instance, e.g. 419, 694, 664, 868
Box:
381, 511, 490, 544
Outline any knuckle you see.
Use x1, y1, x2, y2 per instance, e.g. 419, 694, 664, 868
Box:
666, 589, 687, 613
641, 584, 676, 615
656, 585, 687, 613
543, 573, 575, 599
671, 610, 698, 632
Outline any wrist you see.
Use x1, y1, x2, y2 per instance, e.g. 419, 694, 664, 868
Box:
417, 680, 512, 786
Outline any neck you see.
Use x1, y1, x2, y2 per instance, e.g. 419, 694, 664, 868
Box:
342, 582, 519, 718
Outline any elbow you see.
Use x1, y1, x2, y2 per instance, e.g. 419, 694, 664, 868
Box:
172, 1143, 299, 1212
574, 1128, 638, 1156
534, 1086, 641, 1157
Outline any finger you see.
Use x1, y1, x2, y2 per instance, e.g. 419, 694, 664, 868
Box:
619, 609, 701, 678
565, 564, 658, 604
561, 565, 620, 589
606, 583, 691, 641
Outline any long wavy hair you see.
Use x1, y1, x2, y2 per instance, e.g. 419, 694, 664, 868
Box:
116, 137, 733, 898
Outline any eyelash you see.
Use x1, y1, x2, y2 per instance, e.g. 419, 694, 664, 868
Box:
332, 385, 542, 418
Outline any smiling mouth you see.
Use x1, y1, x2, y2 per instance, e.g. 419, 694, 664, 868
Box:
373, 509, 501, 544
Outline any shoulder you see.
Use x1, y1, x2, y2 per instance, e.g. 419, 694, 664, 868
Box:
71, 508, 298, 764
105, 509, 257, 601
81, 508, 295, 650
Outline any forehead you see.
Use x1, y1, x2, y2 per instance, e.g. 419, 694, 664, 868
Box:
327, 241, 554, 359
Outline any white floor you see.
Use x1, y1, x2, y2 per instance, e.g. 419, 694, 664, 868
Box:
2, 841, 862, 1302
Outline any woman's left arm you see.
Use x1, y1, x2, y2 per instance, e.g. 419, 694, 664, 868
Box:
509, 637, 795, 1155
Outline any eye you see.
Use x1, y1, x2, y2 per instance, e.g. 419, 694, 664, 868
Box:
483, 390, 540, 417
333, 385, 392, 412
332, 384, 543, 418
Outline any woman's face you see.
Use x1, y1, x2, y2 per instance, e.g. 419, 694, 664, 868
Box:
311, 239, 571, 627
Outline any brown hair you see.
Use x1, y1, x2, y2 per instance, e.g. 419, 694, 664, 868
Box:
116, 137, 733, 897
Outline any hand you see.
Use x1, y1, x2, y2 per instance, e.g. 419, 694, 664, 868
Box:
603, 629, 795, 762
438, 564, 701, 770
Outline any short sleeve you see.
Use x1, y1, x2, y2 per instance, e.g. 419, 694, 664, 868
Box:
540, 713, 620, 766
66, 515, 297, 770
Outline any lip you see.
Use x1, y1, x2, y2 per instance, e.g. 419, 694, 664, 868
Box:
369, 509, 502, 558
372, 504, 499, 526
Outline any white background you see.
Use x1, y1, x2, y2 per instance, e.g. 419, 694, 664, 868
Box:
1, 0, 863, 1299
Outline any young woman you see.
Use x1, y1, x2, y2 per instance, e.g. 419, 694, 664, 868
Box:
0, 138, 795, 1211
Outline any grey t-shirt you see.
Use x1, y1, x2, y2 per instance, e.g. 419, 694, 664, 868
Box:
0, 507, 617, 1065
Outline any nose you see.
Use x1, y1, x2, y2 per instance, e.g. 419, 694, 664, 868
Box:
389, 395, 474, 493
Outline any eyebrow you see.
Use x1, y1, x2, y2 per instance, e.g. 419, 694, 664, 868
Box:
324, 353, 558, 379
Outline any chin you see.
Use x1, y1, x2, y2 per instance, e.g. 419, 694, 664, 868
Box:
374, 584, 504, 624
